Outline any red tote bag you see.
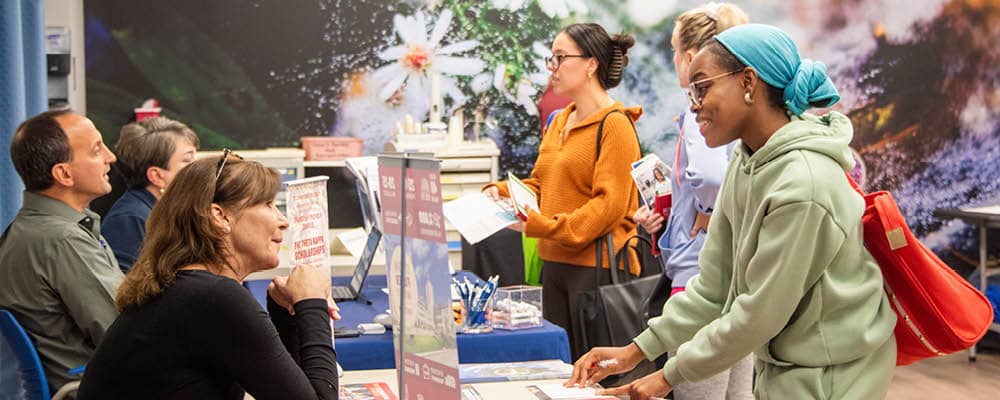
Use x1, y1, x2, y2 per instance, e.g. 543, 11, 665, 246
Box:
848, 176, 993, 365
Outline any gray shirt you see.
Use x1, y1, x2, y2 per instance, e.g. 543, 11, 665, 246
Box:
0, 191, 124, 392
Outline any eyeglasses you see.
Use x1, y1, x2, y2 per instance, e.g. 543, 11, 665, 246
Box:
214, 148, 244, 182
687, 69, 743, 108
545, 54, 588, 70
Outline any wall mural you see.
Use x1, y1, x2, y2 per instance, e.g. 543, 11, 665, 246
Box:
86, 0, 1000, 272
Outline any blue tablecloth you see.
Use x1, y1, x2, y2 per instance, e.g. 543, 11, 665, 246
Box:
245, 272, 571, 370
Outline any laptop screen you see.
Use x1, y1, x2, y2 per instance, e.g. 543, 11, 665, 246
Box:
349, 228, 381, 293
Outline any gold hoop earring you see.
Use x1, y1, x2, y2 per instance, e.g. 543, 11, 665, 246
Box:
744, 92, 754, 105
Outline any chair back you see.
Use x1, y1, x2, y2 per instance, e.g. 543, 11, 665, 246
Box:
0, 309, 50, 400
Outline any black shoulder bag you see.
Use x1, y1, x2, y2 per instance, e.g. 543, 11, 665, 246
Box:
575, 110, 670, 385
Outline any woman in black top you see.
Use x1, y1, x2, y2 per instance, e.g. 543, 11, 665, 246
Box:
78, 153, 339, 399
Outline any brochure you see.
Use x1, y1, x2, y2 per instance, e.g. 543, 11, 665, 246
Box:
340, 382, 397, 400
526, 383, 617, 400
507, 172, 539, 220
459, 360, 572, 383
443, 192, 519, 244
285, 176, 331, 266
630, 154, 672, 207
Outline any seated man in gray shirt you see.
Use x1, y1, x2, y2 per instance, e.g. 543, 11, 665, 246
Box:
0, 109, 124, 393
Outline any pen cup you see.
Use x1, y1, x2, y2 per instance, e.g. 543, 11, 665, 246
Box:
461, 302, 493, 334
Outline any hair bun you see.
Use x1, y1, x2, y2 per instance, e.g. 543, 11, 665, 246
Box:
612, 34, 636, 52
783, 59, 840, 115
604, 34, 635, 89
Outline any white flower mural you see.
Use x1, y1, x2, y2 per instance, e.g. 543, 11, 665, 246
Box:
372, 9, 486, 115
333, 70, 419, 154
529, 41, 553, 86
537, 0, 588, 18
492, 0, 528, 11
492, 64, 540, 116
470, 41, 552, 115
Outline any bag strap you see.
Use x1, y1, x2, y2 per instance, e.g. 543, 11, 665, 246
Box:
616, 235, 653, 282
594, 232, 616, 288
846, 173, 863, 196
591, 110, 639, 288
845, 173, 906, 250
595, 109, 638, 165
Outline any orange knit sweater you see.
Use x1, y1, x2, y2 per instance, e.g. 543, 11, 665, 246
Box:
493, 102, 642, 273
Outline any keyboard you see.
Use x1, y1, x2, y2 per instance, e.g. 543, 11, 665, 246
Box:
331, 286, 353, 300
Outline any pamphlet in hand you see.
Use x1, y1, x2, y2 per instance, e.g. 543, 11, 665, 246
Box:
507, 172, 539, 220
443, 193, 519, 244
630, 154, 672, 207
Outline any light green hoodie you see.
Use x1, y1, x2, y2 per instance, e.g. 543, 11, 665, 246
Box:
633, 112, 897, 398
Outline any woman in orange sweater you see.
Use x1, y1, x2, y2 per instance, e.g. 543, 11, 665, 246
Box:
485, 22, 642, 359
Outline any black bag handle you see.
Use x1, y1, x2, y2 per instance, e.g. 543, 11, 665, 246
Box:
616, 235, 653, 282
595, 233, 654, 288
592, 109, 640, 288
595, 232, 616, 287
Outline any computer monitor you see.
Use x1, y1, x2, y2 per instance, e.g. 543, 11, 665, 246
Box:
303, 165, 363, 229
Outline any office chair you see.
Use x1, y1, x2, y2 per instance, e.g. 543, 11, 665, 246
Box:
0, 309, 81, 400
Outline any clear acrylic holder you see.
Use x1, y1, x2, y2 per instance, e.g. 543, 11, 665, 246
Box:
491, 285, 543, 330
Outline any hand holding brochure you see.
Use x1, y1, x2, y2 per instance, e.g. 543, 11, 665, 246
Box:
630, 154, 672, 207
443, 193, 518, 244
631, 154, 672, 256
507, 172, 539, 221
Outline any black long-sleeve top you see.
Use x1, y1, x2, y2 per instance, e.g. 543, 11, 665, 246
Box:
77, 270, 338, 399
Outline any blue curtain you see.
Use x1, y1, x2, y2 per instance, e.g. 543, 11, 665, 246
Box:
0, 0, 46, 229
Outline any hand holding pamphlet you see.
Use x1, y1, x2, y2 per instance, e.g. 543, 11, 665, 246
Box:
630, 154, 672, 255
507, 172, 539, 221
443, 173, 537, 244
443, 193, 519, 244
630, 154, 672, 207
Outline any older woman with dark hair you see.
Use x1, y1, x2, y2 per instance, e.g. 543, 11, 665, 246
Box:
102, 117, 199, 272
78, 154, 339, 400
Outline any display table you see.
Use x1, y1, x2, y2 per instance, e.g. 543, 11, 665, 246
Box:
934, 206, 1000, 360
245, 273, 571, 370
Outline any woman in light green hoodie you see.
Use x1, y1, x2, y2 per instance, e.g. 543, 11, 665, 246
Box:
567, 24, 897, 400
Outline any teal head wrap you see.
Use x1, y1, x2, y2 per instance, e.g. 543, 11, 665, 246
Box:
714, 24, 839, 115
